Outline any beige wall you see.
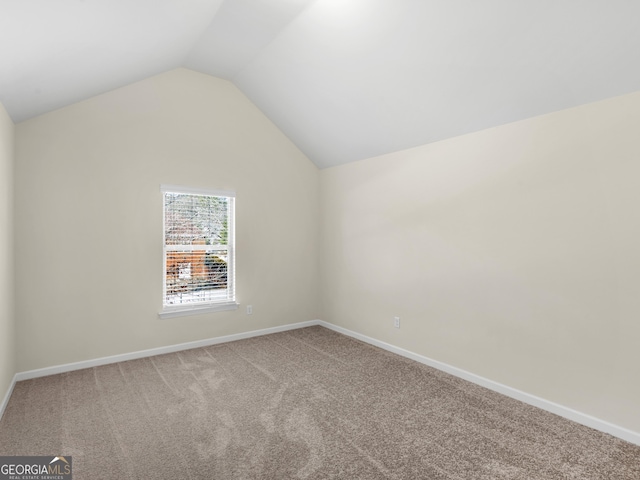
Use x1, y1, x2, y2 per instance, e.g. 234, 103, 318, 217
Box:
15, 68, 320, 372
0, 102, 15, 400
320, 91, 640, 433
11, 66, 640, 434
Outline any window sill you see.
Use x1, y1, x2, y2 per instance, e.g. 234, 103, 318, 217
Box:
158, 302, 239, 319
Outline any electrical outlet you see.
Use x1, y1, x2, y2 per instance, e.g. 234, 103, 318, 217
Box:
247, 305, 253, 315
393, 316, 400, 328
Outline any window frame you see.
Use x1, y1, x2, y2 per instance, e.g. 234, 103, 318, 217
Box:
159, 184, 238, 319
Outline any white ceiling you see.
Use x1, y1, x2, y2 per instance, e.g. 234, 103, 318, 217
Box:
2, 0, 640, 168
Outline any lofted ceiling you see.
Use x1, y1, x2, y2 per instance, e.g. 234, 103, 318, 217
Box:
2, 0, 640, 168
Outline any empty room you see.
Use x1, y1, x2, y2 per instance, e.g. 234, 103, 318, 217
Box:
1, 1, 639, 478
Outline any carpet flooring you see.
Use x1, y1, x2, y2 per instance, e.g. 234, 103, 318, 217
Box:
1, 326, 638, 479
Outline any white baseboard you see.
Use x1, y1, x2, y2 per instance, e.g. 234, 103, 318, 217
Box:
5, 318, 639, 447
15, 320, 320, 382
317, 320, 640, 447
0, 374, 17, 421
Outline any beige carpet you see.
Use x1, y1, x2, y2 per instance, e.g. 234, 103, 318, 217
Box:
1, 326, 638, 479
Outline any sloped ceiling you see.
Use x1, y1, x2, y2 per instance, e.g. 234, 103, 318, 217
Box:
2, 0, 640, 168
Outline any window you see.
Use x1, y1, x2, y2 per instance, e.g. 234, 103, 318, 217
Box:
160, 185, 237, 318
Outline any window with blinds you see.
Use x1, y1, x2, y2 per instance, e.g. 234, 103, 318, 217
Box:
161, 185, 236, 316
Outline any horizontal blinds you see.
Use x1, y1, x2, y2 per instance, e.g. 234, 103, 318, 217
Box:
163, 189, 235, 308
165, 244, 228, 252
161, 184, 235, 198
